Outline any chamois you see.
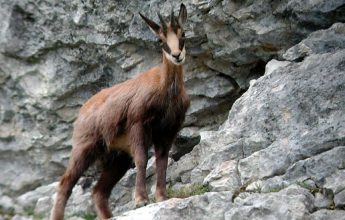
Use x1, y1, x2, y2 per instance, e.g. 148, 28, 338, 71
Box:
50, 4, 190, 220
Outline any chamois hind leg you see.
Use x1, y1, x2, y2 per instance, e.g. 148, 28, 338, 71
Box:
92, 151, 132, 220
50, 143, 97, 220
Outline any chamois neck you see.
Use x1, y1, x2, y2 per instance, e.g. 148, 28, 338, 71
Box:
160, 53, 184, 96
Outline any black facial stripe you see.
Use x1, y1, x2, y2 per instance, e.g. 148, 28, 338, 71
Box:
161, 38, 185, 54
179, 38, 185, 50
172, 18, 179, 33
162, 43, 171, 54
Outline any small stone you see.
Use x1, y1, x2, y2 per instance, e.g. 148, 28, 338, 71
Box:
335, 189, 345, 208
11, 215, 33, 220
311, 209, 345, 220
324, 169, 345, 194
203, 160, 240, 192
314, 189, 334, 209
34, 197, 52, 217
0, 195, 15, 213
264, 59, 291, 75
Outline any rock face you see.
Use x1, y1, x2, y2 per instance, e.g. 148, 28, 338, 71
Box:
112, 22, 345, 219
0, 0, 243, 197
1, 0, 345, 219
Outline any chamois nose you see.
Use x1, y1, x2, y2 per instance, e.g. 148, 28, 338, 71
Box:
172, 52, 181, 59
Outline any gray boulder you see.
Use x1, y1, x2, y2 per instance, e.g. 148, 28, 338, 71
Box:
226, 186, 314, 220
112, 191, 233, 220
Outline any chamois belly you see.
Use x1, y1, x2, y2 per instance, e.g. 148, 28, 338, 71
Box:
108, 133, 131, 156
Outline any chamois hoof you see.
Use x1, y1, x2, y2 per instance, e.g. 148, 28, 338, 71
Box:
155, 195, 168, 202
135, 199, 149, 208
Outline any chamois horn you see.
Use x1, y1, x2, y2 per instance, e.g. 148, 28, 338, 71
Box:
157, 13, 167, 34
170, 9, 176, 28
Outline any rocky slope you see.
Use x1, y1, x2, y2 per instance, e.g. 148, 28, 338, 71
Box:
0, 0, 345, 219
109, 22, 345, 220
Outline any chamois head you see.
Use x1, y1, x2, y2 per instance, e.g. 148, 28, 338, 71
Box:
140, 4, 187, 65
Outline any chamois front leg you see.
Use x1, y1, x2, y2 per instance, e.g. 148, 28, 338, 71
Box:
154, 144, 170, 202
130, 123, 150, 208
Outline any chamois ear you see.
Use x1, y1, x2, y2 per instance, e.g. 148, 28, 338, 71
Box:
178, 4, 187, 26
139, 13, 161, 36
